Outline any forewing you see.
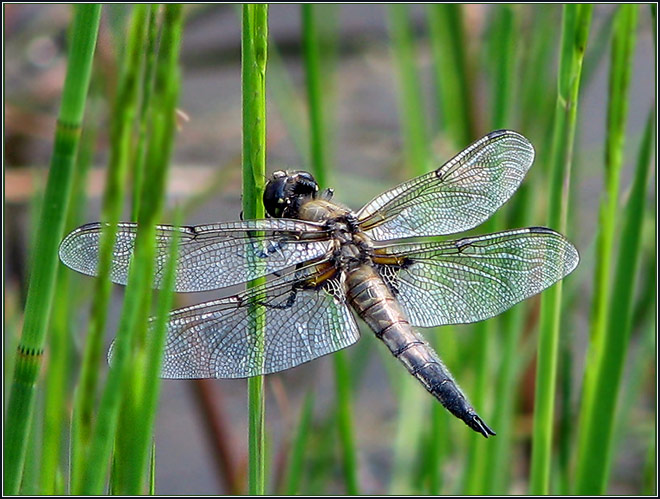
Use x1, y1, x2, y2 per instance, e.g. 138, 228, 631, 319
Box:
158, 264, 360, 378
357, 130, 535, 240
59, 219, 333, 292
374, 227, 579, 327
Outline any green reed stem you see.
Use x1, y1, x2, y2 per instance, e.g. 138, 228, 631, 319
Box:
70, 5, 149, 491
268, 43, 309, 167
573, 10, 645, 485
39, 86, 99, 495
3, 6, 101, 494
111, 6, 160, 492
463, 8, 517, 494
529, 5, 592, 494
78, 6, 182, 494
302, 4, 359, 493
487, 5, 516, 131
333, 352, 360, 494
131, 4, 160, 220
302, 4, 328, 187
480, 6, 523, 494
520, 5, 557, 136
120, 206, 182, 495
243, 4, 268, 495
111, 6, 163, 492
115, 8, 183, 494
387, 4, 429, 175
426, 4, 475, 145
149, 441, 157, 495
284, 393, 314, 494
386, 5, 434, 494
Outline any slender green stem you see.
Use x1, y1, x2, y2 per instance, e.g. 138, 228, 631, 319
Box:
78, 6, 183, 494
120, 206, 183, 494
462, 322, 492, 494
386, 6, 434, 493
529, 5, 592, 494
242, 4, 268, 495
116, 7, 185, 487
284, 393, 314, 494
426, 4, 475, 145
463, 8, 517, 494
3, 6, 101, 494
387, 4, 429, 175
131, 4, 160, 220
573, 11, 646, 484
70, 5, 149, 491
333, 352, 360, 494
302, 4, 328, 187
301, 5, 359, 493
487, 4, 517, 130
112, 6, 161, 493
479, 6, 521, 494
520, 5, 558, 136
39, 86, 99, 495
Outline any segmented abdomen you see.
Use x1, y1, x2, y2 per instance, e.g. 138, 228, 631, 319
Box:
345, 264, 495, 437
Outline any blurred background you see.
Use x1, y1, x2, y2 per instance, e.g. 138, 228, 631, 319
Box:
4, 4, 656, 495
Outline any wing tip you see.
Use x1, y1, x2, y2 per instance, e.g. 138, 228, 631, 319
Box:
528, 226, 580, 276
487, 128, 534, 154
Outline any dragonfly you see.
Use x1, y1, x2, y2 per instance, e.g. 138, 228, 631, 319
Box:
59, 129, 579, 437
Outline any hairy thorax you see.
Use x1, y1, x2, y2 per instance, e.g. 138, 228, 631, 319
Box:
297, 198, 374, 273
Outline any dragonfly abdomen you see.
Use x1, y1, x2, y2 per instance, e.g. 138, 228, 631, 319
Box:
346, 264, 495, 438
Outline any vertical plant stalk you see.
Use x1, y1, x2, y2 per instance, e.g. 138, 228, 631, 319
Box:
333, 351, 360, 494
520, 5, 557, 136
387, 4, 430, 176
529, 5, 592, 494
78, 5, 183, 494
302, 4, 359, 494
39, 89, 99, 495
283, 393, 314, 494
573, 6, 643, 487
115, 8, 184, 494
242, 4, 268, 495
426, 4, 475, 146
111, 5, 162, 492
70, 5, 149, 491
478, 6, 521, 495
386, 6, 434, 494
3, 5, 101, 494
463, 8, 517, 494
111, 6, 159, 492
302, 3, 328, 187
131, 4, 160, 220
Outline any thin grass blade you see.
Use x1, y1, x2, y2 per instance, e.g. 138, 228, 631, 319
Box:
426, 4, 475, 146
70, 5, 150, 490
77, 6, 183, 493
242, 4, 269, 495
529, 4, 592, 494
574, 36, 649, 487
283, 393, 315, 494
3, 5, 101, 493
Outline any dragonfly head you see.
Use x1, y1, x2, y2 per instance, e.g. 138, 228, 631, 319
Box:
264, 170, 319, 218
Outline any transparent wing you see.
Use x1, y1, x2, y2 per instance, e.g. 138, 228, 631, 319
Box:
157, 263, 360, 378
357, 130, 535, 240
59, 219, 333, 292
374, 227, 579, 327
